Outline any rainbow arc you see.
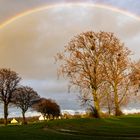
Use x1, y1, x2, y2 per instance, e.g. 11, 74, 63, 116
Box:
0, 3, 140, 29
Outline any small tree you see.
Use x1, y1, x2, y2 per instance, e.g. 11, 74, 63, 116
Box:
12, 86, 40, 124
0, 68, 21, 125
32, 98, 60, 119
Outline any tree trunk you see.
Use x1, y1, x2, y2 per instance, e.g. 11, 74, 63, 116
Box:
4, 103, 8, 126
107, 92, 111, 115
43, 114, 46, 120
93, 90, 101, 118
114, 85, 122, 116
22, 111, 27, 124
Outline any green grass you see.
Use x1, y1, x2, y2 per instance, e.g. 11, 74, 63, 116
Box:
0, 115, 140, 140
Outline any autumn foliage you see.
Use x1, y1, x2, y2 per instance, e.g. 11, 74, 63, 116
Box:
56, 31, 137, 117
32, 98, 60, 119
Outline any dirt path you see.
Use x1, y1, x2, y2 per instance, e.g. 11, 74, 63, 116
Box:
43, 127, 140, 140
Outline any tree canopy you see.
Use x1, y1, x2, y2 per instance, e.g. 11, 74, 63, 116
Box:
0, 68, 21, 125
12, 86, 40, 124
56, 31, 133, 117
32, 98, 60, 119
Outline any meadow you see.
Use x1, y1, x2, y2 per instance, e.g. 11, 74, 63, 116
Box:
0, 115, 140, 140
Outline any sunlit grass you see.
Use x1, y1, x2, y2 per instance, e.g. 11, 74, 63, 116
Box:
0, 115, 140, 140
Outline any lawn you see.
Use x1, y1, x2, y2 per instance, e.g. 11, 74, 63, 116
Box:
0, 115, 140, 140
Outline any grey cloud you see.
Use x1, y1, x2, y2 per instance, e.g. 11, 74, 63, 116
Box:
119, 20, 140, 39
21, 79, 81, 110
0, 6, 140, 110
0, 0, 54, 23
0, 6, 140, 78
94, 0, 140, 16
0, 0, 140, 24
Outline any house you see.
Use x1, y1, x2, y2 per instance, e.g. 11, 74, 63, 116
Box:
39, 115, 47, 121
11, 118, 18, 124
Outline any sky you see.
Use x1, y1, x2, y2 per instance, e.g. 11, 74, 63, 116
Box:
0, 0, 140, 24
0, 0, 140, 117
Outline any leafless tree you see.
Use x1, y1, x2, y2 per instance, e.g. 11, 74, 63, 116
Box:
0, 68, 21, 125
130, 60, 140, 90
129, 60, 140, 104
102, 34, 132, 116
99, 83, 114, 115
56, 31, 133, 117
12, 86, 40, 124
56, 31, 115, 118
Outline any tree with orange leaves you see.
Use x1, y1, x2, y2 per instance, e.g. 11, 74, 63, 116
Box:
56, 31, 133, 117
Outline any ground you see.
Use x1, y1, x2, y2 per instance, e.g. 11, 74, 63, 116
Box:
0, 115, 140, 140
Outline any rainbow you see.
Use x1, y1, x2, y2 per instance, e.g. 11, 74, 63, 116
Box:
0, 2, 140, 29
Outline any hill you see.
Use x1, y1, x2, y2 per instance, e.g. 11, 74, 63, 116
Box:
0, 115, 140, 140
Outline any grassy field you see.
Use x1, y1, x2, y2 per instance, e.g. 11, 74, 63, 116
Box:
0, 115, 140, 140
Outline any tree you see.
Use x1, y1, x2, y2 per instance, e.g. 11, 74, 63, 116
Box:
130, 60, 140, 90
32, 98, 60, 119
56, 31, 109, 118
129, 60, 140, 104
80, 82, 114, 116
0, 68, 21, 125
98, 83, 114, 115
56, 31, 133, 117
12, 86, 40, 124
102, 36, 132, 116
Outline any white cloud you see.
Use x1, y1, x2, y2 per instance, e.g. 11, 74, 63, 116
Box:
122, 108, 140, 115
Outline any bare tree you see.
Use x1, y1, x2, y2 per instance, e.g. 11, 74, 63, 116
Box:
99, 83, 114, 115
0, 68, 21, 125
56, 31, 133, 117
12, 86, 40, 124
103, 35, 132, 116
80, 82, 114, 116
130, 60, 140, 90
56, 31, 118, 118
32, 98, 60, 119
